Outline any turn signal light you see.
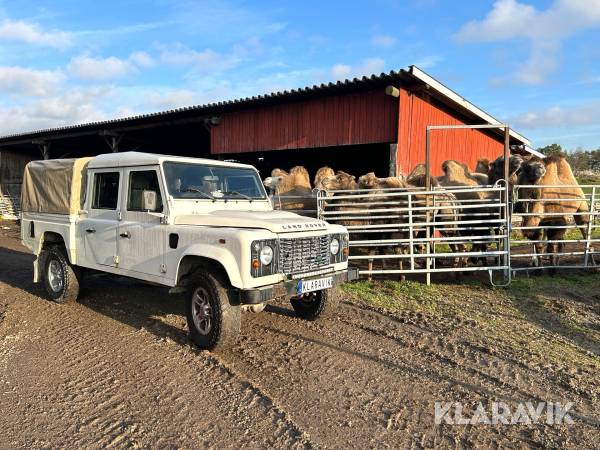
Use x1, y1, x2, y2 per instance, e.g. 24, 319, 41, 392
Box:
252, 259, 260, 269
343, 248, 349, 257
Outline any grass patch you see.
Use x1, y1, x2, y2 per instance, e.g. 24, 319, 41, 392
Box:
509, 226, 600, 245
342, 273, 600, 371
342, 279, 441, 314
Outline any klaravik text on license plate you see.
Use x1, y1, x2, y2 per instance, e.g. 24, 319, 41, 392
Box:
297, 277, 333, 294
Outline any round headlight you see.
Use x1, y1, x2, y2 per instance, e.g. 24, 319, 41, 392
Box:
259, 245, 274, 265
330, 238, 340, 255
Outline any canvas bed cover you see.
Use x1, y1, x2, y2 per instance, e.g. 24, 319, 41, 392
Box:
21, 157, 92, 215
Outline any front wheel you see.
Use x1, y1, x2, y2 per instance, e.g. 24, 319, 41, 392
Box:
185, 271, 241, 351
40, 246, 80, 303
290, 288, 340, 321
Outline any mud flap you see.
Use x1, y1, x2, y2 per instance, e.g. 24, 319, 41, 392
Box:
33, 256, 40, 283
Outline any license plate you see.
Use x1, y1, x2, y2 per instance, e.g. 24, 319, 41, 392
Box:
297, 276, 333, 294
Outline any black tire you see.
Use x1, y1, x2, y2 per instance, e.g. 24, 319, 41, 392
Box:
40, 245, 80, 303
290, 287, 340, 321
185, 270, 241, 351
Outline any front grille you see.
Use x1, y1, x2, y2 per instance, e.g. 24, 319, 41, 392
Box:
279, 235, 330, 274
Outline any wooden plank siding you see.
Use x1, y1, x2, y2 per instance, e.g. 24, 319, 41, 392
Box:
211, 90, 398, 154
396, 88, 504, 176
211, 85, 507, 179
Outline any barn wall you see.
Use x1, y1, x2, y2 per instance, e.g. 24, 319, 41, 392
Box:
211, 89, 398, 154
397, 89, 504, 176
0, 150, 33, 218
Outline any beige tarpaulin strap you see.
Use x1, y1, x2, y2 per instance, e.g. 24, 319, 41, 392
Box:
21, 157, 92, 215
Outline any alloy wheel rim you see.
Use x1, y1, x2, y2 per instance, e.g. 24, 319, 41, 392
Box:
192, 288, 213, 335
48, 259, 64, 293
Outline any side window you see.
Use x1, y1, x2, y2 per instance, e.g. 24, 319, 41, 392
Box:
127, 170, 163, 212
92, 172, 120, 210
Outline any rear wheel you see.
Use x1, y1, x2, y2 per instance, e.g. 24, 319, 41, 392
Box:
185, 271, 240, 351
290, 287, 340, 321
40, 246, 80, 303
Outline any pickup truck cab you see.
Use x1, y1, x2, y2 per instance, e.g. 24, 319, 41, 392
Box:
20, 152, 356, 350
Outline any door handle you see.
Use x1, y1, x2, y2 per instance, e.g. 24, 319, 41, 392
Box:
119, 231, 131, 239
85, 228, 96, 234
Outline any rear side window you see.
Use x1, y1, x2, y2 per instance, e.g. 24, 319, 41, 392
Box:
127, 170, 163, 212
92, 172, 120, 209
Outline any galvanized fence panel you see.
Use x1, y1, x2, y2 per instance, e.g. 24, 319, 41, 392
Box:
317, 184, 511, 284
510, 184, 600, 272
271, 183, 599, 284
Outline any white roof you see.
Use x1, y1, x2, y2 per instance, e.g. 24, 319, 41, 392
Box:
87, 151, 257, 170
523, 145, 546, 159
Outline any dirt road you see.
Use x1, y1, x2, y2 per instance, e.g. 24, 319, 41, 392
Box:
1, 222, 598, 448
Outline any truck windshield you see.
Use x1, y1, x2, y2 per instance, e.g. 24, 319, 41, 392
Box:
163, 161, 267, 200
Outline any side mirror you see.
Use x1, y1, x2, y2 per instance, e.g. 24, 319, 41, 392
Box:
143, 190, 157, 211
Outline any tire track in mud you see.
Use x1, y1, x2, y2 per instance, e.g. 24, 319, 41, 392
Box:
337, 302, 600, 414
333, 303, 600, 434
0, 283, 314, 449
0, 229, 599, 448
229, 302, 599, 448
229, 309, 450, 447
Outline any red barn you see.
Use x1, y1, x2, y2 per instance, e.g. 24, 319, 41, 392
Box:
209, 66, 528, 176
0, 65, 528, 216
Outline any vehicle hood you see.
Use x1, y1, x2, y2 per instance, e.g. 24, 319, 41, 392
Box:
173, 210, 330, 233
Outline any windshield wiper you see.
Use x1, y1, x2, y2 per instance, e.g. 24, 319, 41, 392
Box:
222, 191, 253, 201
181, 187, 215, 201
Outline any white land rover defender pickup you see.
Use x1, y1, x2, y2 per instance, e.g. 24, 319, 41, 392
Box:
20, 152, 357, 350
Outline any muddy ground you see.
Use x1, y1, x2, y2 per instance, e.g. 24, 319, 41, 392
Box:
1, 221, 599, 449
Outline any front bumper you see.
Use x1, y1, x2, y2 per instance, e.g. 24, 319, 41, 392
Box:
237, 267, 359, 305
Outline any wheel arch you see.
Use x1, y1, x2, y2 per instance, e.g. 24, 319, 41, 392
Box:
41, 231, 66, 248
175, 254, 239, 290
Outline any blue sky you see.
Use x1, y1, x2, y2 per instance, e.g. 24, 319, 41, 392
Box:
0, 0, 599, 150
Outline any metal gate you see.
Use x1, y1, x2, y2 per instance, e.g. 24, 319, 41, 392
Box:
510, 184, 600, 271
317, 183, 511, 284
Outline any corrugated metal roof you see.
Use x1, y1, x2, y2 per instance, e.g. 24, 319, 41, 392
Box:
0, 66, 528, 145
0, 70, 408, 143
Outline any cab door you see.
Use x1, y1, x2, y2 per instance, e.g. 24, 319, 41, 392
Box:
80, 169, 122, 267
117, 166, 167, 278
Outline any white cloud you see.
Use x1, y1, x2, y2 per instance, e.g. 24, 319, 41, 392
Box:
359, 58, 386, 75
455, 0, 600, 84
371, 34, 396, 47
158, 42, 252, 74
457, 0, 600, 42
330, 58, 386, 80
455, 0, 537, 42
68, 52, 156, 81
160, 47, 221, 67
513, 41, 560, 85
142, 89, 200, 109
243, 68, 323, 95
0, 86, 115, 135
413, 55, 443, 69
0, 66, 64, 96
68, 55, 133, 81
129, 51, 155, 68
167, 0, 286, 43
331, 64, 352, 79
0, 19, 72, 49
510, 101, 600, 129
